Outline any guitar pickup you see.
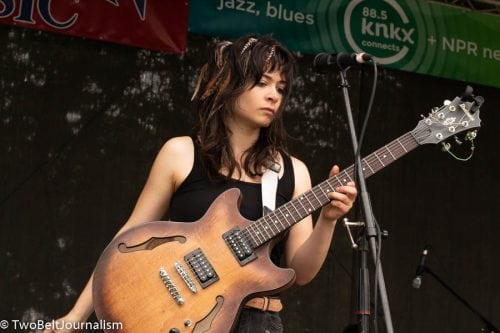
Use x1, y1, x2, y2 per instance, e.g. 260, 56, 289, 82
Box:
184, 248, 219, 289
223, 227, 257, 266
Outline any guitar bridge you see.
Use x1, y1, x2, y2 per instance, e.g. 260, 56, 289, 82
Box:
223, 227, 256, 266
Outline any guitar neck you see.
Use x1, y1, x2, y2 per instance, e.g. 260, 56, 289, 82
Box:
244, 131, 420, 248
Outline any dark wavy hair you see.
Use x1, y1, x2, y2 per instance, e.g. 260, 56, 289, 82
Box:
191, 35, 296, 180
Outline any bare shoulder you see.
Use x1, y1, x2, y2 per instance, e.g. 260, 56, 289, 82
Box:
160, 136, 193, 156
156, 136, 194, 189
290, 156, 309, 177
289, 156, 312, 196
156, 136, 193, 163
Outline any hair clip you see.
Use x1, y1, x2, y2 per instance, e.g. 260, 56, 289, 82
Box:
240, 37, 258, 55
219, 41, 233, 50
215, 41, 232, 68
265, 46, 276, 66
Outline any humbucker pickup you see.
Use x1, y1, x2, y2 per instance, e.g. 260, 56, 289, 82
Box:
184, 248, 219, 289
223, 227, 256, 266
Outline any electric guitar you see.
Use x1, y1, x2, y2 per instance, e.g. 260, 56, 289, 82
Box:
93, 89, 483, 332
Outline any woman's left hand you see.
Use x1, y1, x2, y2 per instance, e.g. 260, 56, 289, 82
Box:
320, 165, 357, 222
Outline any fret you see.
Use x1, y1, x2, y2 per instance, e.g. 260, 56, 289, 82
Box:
296, 195, 309, 216
270, 210, 282, 234
318, 183, 330, 195
261, 215, 277, 237
245, 223, 257, 244
396, 138, 408, 153
288, 199, 302, 221
262, 214, 280, 236
374, 151, 386, 167
252, 223, 264, 244
262, 211, 277, 237
311, 187, 326, 205
242, 229, 257, 248
246, 223, 256, 241
325, 178, 338, 193
268, 212, 281, 235
270, 210, 286, 233
275, 208, 289, 232
343, 171, 354, 183
261, 219, 273, 239
328, 175, 339, 188
385, 145, 396, 160
369, 154, 381, 171
282, 204, 295, 225
336, 174, 346, 186
307, 190, 320, 207
302, 193, 315, 214
363, 158, 375, 176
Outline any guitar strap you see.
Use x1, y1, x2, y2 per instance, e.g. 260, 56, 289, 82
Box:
261, 162, 281, 215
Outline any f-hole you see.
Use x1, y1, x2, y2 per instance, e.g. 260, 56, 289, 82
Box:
118, 236, 186, 253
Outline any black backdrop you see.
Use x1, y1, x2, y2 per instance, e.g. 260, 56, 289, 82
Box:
1, 25, 499, 333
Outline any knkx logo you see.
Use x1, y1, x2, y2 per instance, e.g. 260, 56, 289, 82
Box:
0, 0, 148, 29
343, 0, 416, 65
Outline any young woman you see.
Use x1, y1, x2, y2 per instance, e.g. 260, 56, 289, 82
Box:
44, 35, 357, 333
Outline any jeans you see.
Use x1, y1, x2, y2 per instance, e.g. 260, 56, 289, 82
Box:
233, 308, 284, 333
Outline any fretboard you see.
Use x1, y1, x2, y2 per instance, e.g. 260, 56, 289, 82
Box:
243, 131, 420, 248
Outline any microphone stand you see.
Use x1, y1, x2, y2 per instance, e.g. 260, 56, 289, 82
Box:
356, 235, 370, 331
337, 68, 394, 333
419, 266, 499, 333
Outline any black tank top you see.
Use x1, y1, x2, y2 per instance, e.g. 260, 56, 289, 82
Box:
168, 140, 295, 265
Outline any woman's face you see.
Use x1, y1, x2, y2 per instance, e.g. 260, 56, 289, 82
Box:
231, 70, 286, 130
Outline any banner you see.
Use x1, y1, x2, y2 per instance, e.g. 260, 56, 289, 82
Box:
0, 0, 188, 53
189, 0, 500, 88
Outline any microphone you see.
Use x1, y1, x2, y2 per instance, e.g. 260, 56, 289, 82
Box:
313, 52, 372, 73
412, 246, 430, 289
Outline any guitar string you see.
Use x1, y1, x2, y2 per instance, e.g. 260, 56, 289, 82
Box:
241, 131, 421, 247
240, 130, 423, 248
245, 117, 474, 247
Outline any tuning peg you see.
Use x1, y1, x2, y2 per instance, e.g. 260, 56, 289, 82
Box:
465, 130, 477, 141
441, 142, 451, 152
443, 100, 451, 106
471, 95, 484, 113
461, 85, 474, 99
454, 135, 463, 145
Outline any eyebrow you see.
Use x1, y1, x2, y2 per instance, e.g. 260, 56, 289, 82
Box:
262, 73, 286, 84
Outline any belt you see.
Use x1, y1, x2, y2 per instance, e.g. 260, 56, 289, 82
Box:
244, 297, 283, 312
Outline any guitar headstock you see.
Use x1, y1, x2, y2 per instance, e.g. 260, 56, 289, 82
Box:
412, 86, 483, 145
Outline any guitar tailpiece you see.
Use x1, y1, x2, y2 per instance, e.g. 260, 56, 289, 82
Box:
441, 137, 476, 162
159, 267, 185, 305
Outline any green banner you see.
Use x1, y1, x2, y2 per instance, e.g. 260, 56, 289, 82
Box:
189, 0, 500, 88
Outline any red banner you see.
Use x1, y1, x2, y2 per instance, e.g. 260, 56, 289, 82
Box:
0, 0, 188, 53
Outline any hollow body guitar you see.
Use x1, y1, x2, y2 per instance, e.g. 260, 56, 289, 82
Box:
93, 93, 482, 332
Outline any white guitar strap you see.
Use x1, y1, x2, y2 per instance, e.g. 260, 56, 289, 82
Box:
261, 162, 281, 215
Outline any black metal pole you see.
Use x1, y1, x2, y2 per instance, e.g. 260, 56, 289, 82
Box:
338, 69, 394, 333
356, 236, 370, 332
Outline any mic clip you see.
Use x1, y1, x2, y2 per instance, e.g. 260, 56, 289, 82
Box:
343, 218, 365, 249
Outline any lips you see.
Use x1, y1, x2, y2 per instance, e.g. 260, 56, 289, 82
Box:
261, 107, 275, 115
